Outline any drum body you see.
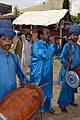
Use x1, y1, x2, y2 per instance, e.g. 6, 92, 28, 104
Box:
65, 65, 80, 88
0, 83, 44, 120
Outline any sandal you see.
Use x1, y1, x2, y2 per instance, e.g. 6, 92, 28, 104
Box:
49, 110, 59, 115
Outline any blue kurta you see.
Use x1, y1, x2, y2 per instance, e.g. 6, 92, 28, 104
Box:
0, 50, 28, 101
30, 40, 61, 112
57, 41, 80, 106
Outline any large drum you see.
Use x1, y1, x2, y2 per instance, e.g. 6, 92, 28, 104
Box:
65, 65, 80, 88
0, 83, 44, 120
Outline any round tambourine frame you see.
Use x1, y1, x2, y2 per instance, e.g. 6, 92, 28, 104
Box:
65, 71, 79, 88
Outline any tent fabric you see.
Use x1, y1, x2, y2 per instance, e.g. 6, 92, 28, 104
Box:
13, 9, 68, 26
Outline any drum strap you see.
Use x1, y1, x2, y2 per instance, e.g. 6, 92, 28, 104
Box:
10, 53, 25, 79
68, 42, 78, 69
69, 42, 72, 64
68, 41, 73, 70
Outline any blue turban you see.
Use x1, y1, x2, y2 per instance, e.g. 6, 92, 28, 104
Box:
0, 20, 16, 39
69, 24, 80, 35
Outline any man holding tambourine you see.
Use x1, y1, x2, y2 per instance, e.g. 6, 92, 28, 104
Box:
57, 24, 80, 113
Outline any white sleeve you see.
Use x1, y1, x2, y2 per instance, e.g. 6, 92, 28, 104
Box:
22, 35, 26, 44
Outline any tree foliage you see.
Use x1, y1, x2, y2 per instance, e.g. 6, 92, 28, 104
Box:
13, 6, 20, 16
62, 0, 70, 10
71, 16, 80, 24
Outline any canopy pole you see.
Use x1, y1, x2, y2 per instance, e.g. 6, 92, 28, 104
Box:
60, 21, 63, 46
30, 25, 33, 34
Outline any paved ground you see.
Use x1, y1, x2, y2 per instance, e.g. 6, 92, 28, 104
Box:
29, 59, 80, 120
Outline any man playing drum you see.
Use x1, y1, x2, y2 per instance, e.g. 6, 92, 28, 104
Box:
0, 20, 28, 101
57, 24, 80, 112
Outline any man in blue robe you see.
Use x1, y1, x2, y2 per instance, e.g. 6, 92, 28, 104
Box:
30, 27, 61, 114
0, 20, 28, 101
57, 24, 80, 112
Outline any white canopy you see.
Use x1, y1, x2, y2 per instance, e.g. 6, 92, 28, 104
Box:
13, 9, 68, 26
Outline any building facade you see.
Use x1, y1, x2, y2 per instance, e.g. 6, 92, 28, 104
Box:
0, 3, 12, 15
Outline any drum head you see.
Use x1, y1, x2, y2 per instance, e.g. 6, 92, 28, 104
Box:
65, 71, 79, 88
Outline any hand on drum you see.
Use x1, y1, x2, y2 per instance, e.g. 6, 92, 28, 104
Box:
21, 83, 27, 87
64, 61, 70, 69
21, 82, 32, 88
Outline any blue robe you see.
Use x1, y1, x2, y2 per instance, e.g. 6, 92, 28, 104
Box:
30, 40, 61, 112
57, 41, 80, 106
0, 50, 28, 101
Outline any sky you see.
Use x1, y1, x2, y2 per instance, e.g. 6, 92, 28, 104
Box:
1, 0, 48, 10
71, 0, 80, 15
0, 0, 80, 15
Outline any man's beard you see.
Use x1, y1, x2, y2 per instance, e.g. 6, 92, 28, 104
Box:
72, 38, 78, 42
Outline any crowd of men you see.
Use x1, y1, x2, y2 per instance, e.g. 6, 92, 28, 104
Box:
0, 19, 80, 117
